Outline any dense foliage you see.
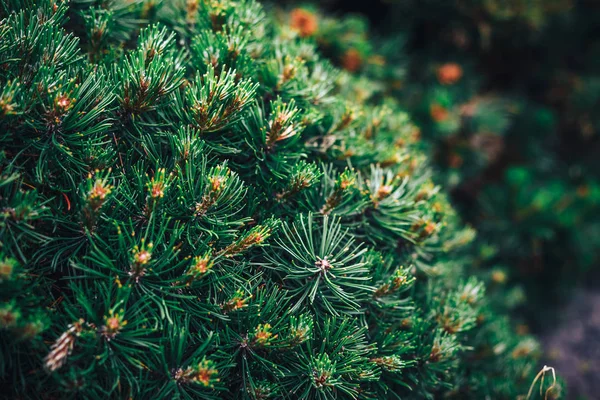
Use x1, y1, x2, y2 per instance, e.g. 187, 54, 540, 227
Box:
0, 0, 561, 399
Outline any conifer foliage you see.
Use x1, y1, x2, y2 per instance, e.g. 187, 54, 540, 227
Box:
0, 1, 553, 399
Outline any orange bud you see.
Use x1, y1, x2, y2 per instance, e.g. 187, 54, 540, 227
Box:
341, 49, 362, 72
436, 63, 463, 85
290, 8, 318, 37
430, 104, 449, 122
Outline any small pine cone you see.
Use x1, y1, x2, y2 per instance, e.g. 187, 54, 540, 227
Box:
44, 320, 85, 372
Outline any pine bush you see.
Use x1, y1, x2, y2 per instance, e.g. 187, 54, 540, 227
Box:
0, 1, 557, 398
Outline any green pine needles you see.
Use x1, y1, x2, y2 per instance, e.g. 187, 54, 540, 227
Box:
0, 0, 556, 399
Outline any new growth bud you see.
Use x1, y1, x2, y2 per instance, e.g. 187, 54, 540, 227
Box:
129, 239, 153, 282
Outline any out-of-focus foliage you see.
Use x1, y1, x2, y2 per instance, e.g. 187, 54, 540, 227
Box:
280, 1, 600, 324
